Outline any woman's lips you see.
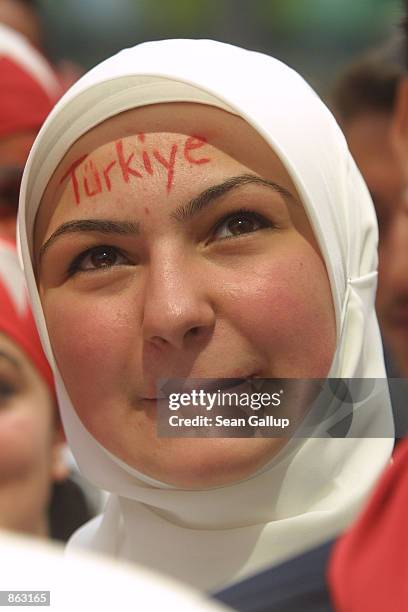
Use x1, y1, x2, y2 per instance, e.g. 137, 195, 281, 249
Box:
141, 373, 260, 400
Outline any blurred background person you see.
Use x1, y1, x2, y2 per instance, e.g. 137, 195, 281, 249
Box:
0, 238, 96, 540
0, 22, 61, 241
0, 18, 112, 530
219, 5, 408, 609
327, 26, 408, 597
331, 41, 408, 379
331, 41, 408, 438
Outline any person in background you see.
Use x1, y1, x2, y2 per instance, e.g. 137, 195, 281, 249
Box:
218, 7, 408, 610
330, 6, 408, 608
0, 237, 94, 539
331, 40, 408, 439
331, 40, 408, 379
0, 22, 101, 521
0, 22, 61, 241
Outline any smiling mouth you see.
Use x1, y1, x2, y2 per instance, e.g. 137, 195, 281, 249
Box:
141, 375, 260, 401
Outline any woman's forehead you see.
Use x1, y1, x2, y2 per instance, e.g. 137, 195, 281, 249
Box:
42, 103, 296, 209
47, 132, 247, 214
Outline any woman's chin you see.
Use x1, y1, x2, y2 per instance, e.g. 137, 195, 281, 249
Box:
119, 437, 288, 489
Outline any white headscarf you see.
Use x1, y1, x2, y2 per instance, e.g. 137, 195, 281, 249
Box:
17, 40, 393, 592
0, 530, 226, 612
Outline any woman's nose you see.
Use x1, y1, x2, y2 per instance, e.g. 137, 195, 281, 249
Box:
141, 254, 216, 350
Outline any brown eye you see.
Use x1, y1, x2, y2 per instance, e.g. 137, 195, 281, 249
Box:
89, 247, 119, 268
213, 210, 270, 241
227, 216, 258, 235
68, 245, 129, 275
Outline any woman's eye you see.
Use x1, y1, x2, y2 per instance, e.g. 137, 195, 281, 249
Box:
212, 210, 271, 241
68, 245, 129, 275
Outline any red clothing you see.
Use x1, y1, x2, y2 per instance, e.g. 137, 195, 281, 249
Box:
0, 25, 61, 137
330, 439, 408, 611
0, 57, 57, 137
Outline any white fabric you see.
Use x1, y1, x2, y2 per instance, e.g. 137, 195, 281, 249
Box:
0, 239, 28, 315
0, 530, 225, 611
17, 39, 394, 592
0, 23, 60, 98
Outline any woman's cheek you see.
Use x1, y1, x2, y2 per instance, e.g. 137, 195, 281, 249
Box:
225, 252, 335, 376
44, 289, 138, 405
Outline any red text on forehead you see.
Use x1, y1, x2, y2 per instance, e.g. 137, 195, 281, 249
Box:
59, 134, 211, 205
59, 154, 88, 205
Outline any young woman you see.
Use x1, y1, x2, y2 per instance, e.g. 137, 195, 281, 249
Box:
17, 39, 393, 591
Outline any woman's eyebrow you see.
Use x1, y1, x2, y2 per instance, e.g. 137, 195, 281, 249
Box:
171, 173, 297, 222
39, 174, 295, 261
39, 219, 140, 261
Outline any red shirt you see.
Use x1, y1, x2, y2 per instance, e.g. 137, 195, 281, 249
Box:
330, 439, 408, 611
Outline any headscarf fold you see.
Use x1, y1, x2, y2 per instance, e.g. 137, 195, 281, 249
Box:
17, 40, 393, 591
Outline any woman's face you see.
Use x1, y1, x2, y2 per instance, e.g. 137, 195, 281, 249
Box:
0, 332, 65, 535
35, 103, 336, 488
